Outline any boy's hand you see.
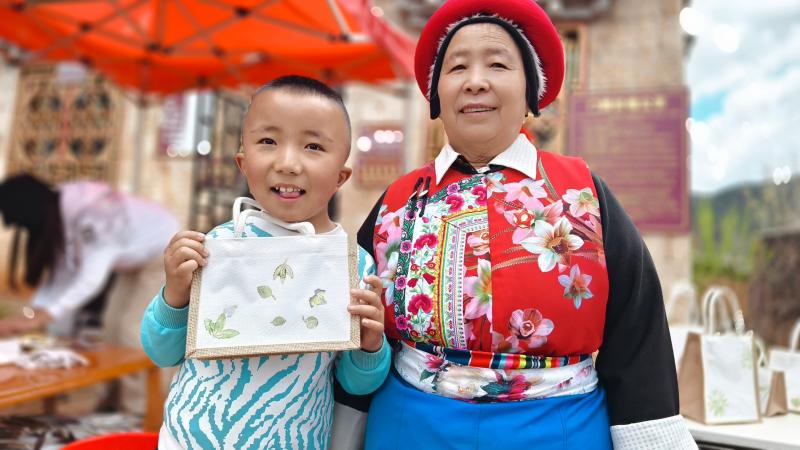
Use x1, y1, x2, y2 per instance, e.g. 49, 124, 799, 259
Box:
349, 275, 385, 353
163, 231, 208, 309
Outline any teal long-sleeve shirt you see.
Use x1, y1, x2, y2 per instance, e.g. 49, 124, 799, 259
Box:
140, 219, 390, 450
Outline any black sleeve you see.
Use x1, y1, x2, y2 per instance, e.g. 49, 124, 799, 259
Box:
333, 191, 387, 412
356, 190, 386, 262
592, 173, 680, 426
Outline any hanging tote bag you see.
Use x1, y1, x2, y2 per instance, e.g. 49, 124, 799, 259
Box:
678, 286, 761, 424
185, 197, 360, 359
769, 320, 800, 412
666, 281, 703, 371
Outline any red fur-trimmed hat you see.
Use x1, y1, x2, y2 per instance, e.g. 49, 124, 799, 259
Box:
415, 0, 564, 119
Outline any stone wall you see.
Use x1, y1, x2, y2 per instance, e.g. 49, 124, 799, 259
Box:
586, 0, 691, 295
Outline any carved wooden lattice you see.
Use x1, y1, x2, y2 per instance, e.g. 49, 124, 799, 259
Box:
6, 64, 122, 185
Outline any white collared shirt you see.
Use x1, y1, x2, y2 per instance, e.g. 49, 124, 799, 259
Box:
433, 134, 538, 184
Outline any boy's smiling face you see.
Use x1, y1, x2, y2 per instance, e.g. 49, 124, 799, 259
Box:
236, 88, 352, 232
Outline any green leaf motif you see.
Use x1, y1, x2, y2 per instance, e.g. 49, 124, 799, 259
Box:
217, 329, 240, 339
273, 259, 295, 284
420, 370, 435, 382
791, 397, 800, 409
742, 348, 753, 369
708, 389, 729, 417
204, 312, 239, 339
303, 316, 319, 329
308, 289, 327, 308
271, 316, 287, 326
257, 285, 276, 300
204, 318, 215, 335
480, 382, 507, 396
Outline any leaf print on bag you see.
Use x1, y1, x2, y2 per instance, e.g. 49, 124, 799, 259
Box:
520, 217, 584, 272
308, 289, 327, 308
257, 285, 276, 300
558, 265, 594, 309
270, 316, 287, 326
709, 389, 729, 417
303, 316, 319, 329
742, 347, 754, 370
273, 259, 295, 284
509, 308, 553, 349
204, 313, 240, 339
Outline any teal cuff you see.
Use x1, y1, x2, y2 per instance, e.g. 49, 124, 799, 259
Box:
153, 286, 189, 329
349, 335, 390, 371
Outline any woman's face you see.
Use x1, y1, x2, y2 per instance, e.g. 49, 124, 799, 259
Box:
437, 23, 528, 153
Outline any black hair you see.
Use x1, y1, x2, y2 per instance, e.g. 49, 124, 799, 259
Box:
0, 174, 64, 289
245, 75, 352, 139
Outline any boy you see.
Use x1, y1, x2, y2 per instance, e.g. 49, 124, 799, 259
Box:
140, 76, 389, 450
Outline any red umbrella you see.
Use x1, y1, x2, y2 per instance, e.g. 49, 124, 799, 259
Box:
0, 0, 414, 93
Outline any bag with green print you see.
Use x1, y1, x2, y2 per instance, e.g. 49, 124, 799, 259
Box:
678, 286, 761, 424
768, 320, 800, 413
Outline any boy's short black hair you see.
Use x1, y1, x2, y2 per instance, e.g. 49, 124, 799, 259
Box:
245, 75, 351, 140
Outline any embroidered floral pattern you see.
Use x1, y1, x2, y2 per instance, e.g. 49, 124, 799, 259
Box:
374, 156, 606, 356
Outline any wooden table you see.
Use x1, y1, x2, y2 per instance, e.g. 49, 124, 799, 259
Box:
686, 415, 800, 450
0, 344, 163, 432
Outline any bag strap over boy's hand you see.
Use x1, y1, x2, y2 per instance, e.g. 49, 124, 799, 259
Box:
232, 197, 315, 237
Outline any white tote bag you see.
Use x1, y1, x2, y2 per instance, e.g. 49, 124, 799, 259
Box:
678, 286, 760, 424
769, 320, 800, 412
185, 198, 360, 359
666, 281, 703, 371
754, 337, 788, 416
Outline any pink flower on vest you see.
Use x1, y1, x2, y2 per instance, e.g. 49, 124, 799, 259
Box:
509, 308, 554, 348
409, 293, 433, 315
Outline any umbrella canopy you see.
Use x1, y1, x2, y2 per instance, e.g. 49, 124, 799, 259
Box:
0, 0, 414, 93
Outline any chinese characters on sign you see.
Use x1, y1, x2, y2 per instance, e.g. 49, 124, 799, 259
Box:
568, 89, 689, 232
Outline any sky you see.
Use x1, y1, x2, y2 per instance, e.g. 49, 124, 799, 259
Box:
685, 0, 800, 193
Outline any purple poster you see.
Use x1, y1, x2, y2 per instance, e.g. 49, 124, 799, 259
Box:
567, 88, 689, 232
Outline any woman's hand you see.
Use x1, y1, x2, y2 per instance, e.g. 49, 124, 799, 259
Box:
162, 231, 208, 309
349, 275, 385, 353
0, 308, 52, 337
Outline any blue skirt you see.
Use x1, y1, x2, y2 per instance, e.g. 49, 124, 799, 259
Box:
365, 371, 612, 450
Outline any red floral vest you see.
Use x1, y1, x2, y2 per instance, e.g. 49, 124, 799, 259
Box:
373, 150, 609, 366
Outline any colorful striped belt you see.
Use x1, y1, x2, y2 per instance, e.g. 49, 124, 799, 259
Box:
394, 341, 598, 402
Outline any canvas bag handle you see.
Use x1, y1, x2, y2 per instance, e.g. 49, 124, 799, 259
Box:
789, 320, 800, 353
231, 197, 315, 237
702, 286, 746, 335
666, 281, 701, 326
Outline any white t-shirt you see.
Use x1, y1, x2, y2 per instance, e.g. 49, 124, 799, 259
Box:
31, 181, 179, 334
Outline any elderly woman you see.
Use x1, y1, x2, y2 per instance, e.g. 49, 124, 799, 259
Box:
347, 0, 697, 448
